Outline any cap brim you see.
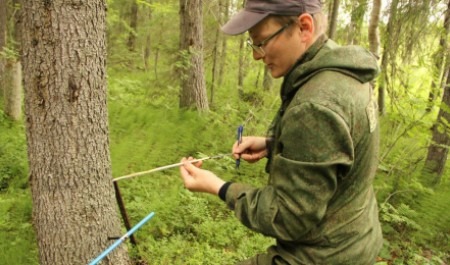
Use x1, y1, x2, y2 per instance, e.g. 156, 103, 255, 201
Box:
221, 10, 269, 35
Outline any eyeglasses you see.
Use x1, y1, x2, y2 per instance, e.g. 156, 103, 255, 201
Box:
247, 22, 293, 56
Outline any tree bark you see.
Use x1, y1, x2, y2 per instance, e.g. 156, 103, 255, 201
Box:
423, 69, 450, 187
218, 0, 230, 87
347, 0, 367, 45
210, 0, 222, 105
179, 0, 209, 110
3, 60, 22, 120
379, 0, 399, 115
2, 0, 23, 121
127, 0, 138, 52
368, 0, 381, 58
0, 0, 7, 97
238, 34, 245, 99
427, 0, 450, 112
328, 0, 340, 39
21, 1, 129, 264
143, 2, 152, 72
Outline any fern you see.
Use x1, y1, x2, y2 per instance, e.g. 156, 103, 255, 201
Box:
412, 184, 450, 252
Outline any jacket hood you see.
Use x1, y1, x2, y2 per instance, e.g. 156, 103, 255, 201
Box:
281, 35, 380, 99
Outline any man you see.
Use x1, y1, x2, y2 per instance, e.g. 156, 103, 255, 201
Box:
179, 0, 383, 264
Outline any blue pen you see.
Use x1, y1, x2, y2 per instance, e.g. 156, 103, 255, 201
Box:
236, 125, 243, 168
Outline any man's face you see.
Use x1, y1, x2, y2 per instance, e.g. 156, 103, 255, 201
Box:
248, 17, 305, 78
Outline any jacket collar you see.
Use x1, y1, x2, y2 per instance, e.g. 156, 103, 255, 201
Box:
280, 34, 328, 102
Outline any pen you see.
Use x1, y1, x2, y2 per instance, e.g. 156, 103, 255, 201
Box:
236, 125, 243, 169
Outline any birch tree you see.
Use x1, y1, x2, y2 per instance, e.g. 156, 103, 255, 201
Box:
427, 0, 450, 112
368, 0, 381, 59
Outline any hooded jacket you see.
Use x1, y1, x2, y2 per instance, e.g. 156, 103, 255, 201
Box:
223, 36, 383, 265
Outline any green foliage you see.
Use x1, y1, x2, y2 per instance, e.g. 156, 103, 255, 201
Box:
0, 116, 28, 192
2, 1, 450, 264
375, 102, 450, 263
129, 189, 273, 265
412, 185, 450, 253
0, 190, 38, 264
105, 65, 277, 263
0, 46, 19, 61
380, 203, 420, 237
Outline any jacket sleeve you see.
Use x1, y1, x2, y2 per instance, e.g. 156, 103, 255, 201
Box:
224, 102, 354, 242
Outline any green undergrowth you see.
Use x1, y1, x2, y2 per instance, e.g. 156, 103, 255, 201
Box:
0, 113, 37, 264
108, 100, 276, 264
1, 66, 449, 263
0, 188, 38, 265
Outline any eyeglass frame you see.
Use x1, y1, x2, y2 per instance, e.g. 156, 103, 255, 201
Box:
246, 21, 294, 56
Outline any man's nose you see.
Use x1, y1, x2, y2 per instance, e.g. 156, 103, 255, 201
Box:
252, 50, 263, 60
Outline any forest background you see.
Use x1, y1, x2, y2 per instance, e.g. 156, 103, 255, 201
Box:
0, 0, 449, 264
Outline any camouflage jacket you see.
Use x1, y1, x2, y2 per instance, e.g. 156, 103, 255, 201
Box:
223, 36, 383, 264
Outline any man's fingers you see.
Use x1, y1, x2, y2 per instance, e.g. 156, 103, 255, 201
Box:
192, 160, 203, 168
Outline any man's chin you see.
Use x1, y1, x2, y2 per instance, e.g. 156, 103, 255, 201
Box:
270, 70, 284, 79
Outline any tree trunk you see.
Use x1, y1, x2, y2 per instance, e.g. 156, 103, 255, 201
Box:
347, 0, 367, 45
427, 0, 450, 112
379, 0, 399, 115
328, 0, 340, 39
127, 0, 138, 52
0, 0, 7, 97
368, 0, 381, 58
423, 69, 450, 187
153, 17, 162, 82
3, 60, 22, 120
218, 0, 230, 87
210, 0, 222, 105
2, 0, 23, 121
238, 34, 245, 99
143, 3, 152, 72
179, 0, 209, 110
21, 1, 129, 264
237, 0, 248, 97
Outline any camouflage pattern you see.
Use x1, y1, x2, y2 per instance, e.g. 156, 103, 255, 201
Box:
225, 35, 383, 264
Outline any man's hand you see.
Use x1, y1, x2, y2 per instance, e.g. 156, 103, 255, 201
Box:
232, 136, 268, 163
179, 157, 226, 195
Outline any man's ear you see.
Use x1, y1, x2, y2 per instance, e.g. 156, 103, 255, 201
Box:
297, 13, 315, 42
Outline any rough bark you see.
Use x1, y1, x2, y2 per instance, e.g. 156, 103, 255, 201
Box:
179, 0, 209, 110
21, 1, 129, 264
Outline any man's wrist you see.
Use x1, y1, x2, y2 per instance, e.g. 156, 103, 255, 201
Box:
265, 137, 273, 158
218, 182, 233, 201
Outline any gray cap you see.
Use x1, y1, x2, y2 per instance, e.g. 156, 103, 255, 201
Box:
221, 0, 322, 35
